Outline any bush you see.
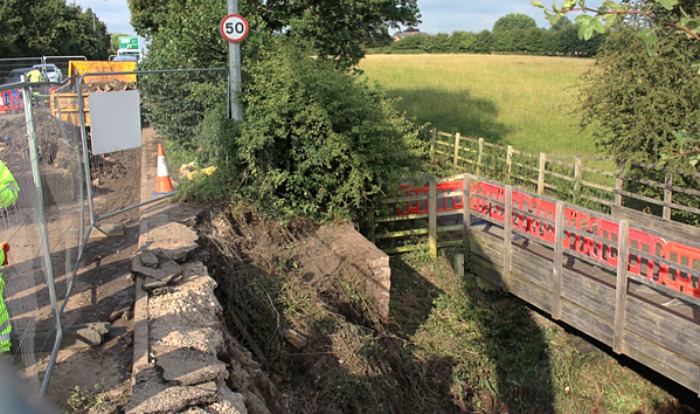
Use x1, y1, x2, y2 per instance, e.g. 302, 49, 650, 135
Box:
235, 36, 426, 221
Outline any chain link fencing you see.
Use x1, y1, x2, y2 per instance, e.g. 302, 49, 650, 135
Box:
0, 64, 229, 396
0, 80, 85, 393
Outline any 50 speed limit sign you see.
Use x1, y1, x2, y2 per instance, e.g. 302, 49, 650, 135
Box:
220, 14, 249, 43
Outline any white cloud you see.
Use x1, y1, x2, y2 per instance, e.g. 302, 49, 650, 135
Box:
72, 0, 135, 35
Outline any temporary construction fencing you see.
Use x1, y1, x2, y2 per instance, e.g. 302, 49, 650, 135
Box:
0, 80, 84, 393
0, 65, 229, 396
69, 67, 228, 227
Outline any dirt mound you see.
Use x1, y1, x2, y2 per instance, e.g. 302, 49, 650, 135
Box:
198, 206, 457, 413
83, 80, 135, 93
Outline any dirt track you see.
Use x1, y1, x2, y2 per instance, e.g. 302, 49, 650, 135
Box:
0, 109, 143, 411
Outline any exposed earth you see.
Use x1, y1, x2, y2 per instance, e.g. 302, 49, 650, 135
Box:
1, 111, 699, 413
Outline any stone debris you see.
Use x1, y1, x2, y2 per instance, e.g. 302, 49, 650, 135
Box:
124, 364, 217, 414
158, 347, 228, 386
139, 251, 160, 268
144, 221, 199, 263
128, 214, 264, 414
132, 256, 183, 281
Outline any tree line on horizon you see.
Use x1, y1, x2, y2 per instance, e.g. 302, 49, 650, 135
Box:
372, 13, 604, 57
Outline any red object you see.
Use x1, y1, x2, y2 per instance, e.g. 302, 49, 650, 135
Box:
562, 208, 593, 254
1, 242, 10, 266
153, 143, 175, 195
220, 14, 249, 43
529, 198, 556, 242
0, 89, 22, 113
588, 219, 666, 280
511, 191, 534, 233
659, 242, 700, 297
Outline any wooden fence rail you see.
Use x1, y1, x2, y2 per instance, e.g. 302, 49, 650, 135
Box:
374, 172, 700, 396
430, 128, 700, 223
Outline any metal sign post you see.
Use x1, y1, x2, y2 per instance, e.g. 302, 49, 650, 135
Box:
224, 0, 246, 121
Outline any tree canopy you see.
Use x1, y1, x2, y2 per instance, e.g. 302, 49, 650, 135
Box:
134, 0, 425, 220
533, 0, 700, 169
128, 0, 420, 67
581, 27, 700, 172
0, 0, 110, 59
377, 17, 602, 57
492, 13, 538, 32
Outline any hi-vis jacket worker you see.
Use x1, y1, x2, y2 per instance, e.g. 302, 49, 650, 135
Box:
26, 68, 43, 83
0, 160, 19, 352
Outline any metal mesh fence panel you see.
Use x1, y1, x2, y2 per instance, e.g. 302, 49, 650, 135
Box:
0, 81, 86, 389
78, 67, 228, 224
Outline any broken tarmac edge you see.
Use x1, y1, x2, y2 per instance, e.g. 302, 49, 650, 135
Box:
127, 131, 249, 414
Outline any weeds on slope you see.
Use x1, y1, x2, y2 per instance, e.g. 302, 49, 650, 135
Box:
200, 205, 691, 414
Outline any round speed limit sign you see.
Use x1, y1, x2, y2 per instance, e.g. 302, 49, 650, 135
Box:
220, 14, 249, 43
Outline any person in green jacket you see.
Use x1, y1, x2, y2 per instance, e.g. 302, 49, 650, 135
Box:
25, 68, 44, 106
0, 160, 19, 352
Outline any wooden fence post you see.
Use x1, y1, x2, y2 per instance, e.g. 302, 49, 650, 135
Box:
503, 185, 513, 290
430, 128, 437, 162
477, 138, 484, 176
463, 174, 471, 261
613, 219, 630, 354
367, 209, 376, 244
664, 173, 673, 220
538, 153, 547, 195
453, 133, 461, 168
552, 201, 565, 320
506, 145, 513, 181
615, 164, 623, 207
574, 155, 582, 192
429, 180, 437, 258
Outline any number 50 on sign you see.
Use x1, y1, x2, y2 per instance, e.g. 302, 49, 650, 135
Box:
220, 14, 249, 43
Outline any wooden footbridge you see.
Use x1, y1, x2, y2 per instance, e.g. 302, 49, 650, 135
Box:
373, 132, 700, 397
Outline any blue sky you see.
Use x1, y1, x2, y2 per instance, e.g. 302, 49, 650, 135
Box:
73, 0, 599, 36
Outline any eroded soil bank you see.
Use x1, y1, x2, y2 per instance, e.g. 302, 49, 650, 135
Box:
197, 205, 700, 414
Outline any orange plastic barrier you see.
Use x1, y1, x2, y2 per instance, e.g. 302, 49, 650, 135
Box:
396, 183, 428, 215
511, 191, 534, 233
529, 198, 556, 243
477, 182, 506, 222
563, 208, 593, 254
659, 242, 700, 297
588, 219, 666, 280
436, 180, 464, 212
0, 89, 21, 113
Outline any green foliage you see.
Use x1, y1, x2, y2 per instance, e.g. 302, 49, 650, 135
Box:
535, 0, 700, 48
492, 13, 538, 32
381, 20, 602, 57
236, 36, 426, 220
580, 28, 700, 173
137, 0, 229, 147
128, 0, 419, 68
133, 0, 424, 221
0, 0, 110, 58
580, 28, 700, 223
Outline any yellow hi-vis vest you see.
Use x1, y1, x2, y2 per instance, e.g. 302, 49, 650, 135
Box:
0, 249, 10, 352
0, 161, 17, 352
0, 160, 18, 208
26, 69, 43, 83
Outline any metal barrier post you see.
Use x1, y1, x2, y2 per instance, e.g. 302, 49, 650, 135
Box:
20, 85, 63, 395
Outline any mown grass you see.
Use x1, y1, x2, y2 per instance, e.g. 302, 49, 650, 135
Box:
359, 54, 597, 156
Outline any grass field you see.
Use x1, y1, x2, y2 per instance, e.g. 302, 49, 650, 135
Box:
360, 54, 597, 156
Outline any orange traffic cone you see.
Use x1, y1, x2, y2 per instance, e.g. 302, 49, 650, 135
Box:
153, 143, 176, 195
